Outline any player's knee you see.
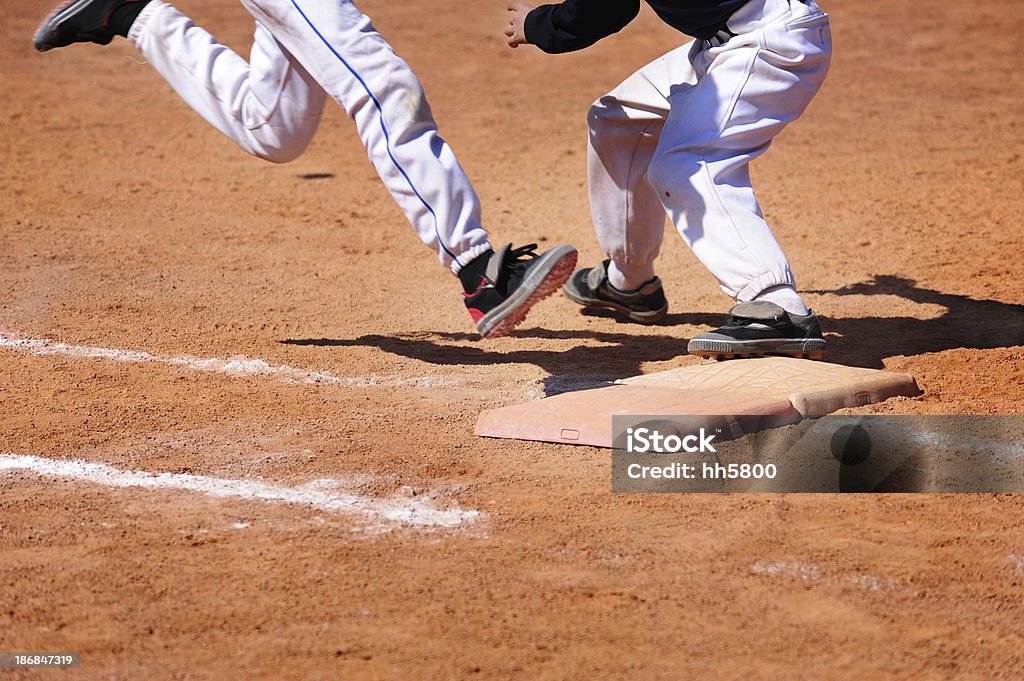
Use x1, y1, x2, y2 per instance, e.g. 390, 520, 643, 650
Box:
254, 142, 302, 164
250, 128, 315, 164
646, 149, 701, 199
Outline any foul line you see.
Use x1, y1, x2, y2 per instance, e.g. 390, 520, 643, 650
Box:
751, 559, 902, 592
0, 453, 480, 532
0, 332, 452, 388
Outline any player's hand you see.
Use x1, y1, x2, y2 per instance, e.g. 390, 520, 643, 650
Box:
506, 2, 534, 48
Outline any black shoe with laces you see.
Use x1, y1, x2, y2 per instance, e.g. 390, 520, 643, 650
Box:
562, 259, 667, 323
33, 0, 150, 52
687, 300, 827, 360
462, 243, 577, 339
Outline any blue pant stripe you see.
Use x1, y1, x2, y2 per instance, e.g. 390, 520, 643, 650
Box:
288, 0, 463, 267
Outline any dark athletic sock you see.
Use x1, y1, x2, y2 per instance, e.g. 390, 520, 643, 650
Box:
458, 250, 494, 294
109, 0, 153, 38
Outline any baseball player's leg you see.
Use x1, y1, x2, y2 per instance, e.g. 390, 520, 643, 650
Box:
235, 0, 491, 274
129, 1, 327, 163
564, 46, 697, 323
33, 0, 326, 163
232, 0, 576, 338
646, 0, 831, 357
33, 0, 577, 338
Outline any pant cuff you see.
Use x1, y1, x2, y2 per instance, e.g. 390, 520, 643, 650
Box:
128, 0, 166, 44
450, 241, 494, 275
734, 268, 797, 302
608, 250, 661, 267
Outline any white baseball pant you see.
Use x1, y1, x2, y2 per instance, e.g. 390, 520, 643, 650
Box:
129, 0, 492, 273
587, 0, 832, 301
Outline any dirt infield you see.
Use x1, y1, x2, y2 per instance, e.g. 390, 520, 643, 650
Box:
2, 0, 1023, 678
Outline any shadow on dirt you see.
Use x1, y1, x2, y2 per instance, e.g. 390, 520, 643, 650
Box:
283, 276, 1024, 383
578, 308, 730, 328
282, 327, 701, 394
807, 275, 1024, 368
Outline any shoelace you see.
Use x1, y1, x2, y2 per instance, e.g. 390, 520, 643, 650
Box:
502, 243, 540, 277
492, 243, 541, 295
501, 241, 540, 268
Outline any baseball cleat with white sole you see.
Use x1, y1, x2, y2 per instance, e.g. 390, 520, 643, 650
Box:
463, 243, 577, 339
562, 259, 668, 323
687, 300, 827, 360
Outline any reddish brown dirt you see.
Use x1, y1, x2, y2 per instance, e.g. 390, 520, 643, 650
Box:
2, 0, 1023, 678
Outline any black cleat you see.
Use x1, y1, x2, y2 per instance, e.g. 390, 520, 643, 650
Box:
562, 260, 668, 323
463, 243, 577, 339
33, 0, 147, 52
687, 300, 826, 360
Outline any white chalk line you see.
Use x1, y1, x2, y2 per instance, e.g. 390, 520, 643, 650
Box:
909, 430, 1024, 462
0, 332, 454, 388
0, 453, 481, 532
751, 560, 901, 592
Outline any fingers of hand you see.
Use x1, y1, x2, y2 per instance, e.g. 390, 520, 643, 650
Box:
505, 3, 528, 47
